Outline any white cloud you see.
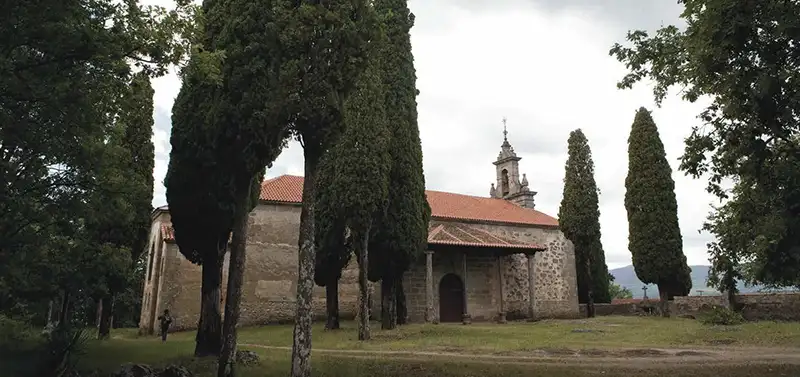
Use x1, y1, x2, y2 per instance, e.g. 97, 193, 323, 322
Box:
149, 0, 717, 269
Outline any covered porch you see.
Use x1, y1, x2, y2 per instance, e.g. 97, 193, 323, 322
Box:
422, 222, 546, 324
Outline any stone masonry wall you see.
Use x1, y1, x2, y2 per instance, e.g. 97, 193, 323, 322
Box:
139, 204, 367, 333
448, 220, 579, 319
673, 292, 800, 321
139, 205, 580, 332
403, 251, 499, 323
403, 220, 580, 322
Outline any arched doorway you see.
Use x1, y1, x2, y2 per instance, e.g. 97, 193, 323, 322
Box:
439, 273, 465, 322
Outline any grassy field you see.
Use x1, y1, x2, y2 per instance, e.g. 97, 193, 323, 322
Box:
79, 316, 800, 377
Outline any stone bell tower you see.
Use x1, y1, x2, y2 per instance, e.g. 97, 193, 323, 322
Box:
488, 118, 537, 209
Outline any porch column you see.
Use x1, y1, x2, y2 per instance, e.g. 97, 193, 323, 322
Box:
496, 253, 507, 323
425, 250, 434, 323
462, 253, 471, 324
527, 253, 536, 320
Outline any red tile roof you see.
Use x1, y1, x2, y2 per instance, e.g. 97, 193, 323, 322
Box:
428, 223, 545, 250
260, 175, 558, 227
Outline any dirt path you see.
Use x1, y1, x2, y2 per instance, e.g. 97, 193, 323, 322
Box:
239, 343, 800, 368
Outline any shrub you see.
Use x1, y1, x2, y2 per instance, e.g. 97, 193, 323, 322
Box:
700, 305, 745, 326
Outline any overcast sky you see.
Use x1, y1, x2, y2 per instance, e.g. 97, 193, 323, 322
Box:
147, 0, 717, 269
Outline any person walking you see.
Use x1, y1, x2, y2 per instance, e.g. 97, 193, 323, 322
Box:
157, 309, 173, 342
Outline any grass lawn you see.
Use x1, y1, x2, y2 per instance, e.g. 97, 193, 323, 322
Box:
80, 316, 800, 377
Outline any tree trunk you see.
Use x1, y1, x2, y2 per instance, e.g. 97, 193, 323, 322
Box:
218, 188, 252, 377
727, 288, 737, 311
658, 286, 670, 317
196, 254, 224, 357
58, 290, 71, 326
357, 229, 370, 341
380, 278, 396, 330
98, 296, 114, 339
395, 277, 407, 325
584, 257, 595, 318
95, 299, 102, 331
47, 300, 56, 328
325, 280, 340, 330
291, 152, 320, 377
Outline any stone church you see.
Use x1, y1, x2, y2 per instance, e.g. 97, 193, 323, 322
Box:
138, 132, 579, 334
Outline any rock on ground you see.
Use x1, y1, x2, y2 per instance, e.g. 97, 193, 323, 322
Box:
112, 364, 155, 377
110, 364, 194, 377
236, 350, 261, 366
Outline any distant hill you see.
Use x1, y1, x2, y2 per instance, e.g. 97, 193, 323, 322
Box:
608, 265, 784, 298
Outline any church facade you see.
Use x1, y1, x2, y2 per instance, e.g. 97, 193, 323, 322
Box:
138, 135, 579, 334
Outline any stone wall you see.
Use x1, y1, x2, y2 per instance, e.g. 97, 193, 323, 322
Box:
402, 251, 501, 323
139, 204, 580, 333
673, 292, 800, 321
139, 204, 367, 333
440, 220, 579, 319
578, 303, 640, 317
411, 220, 579, 321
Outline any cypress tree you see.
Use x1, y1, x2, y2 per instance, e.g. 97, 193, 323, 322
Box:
166, 64, 232, 358
272, 1, 380, 374
313, 165, 352, 330
319, 52, 391, 341
624, 107, 692, 317
558, 129, 610, 317
368, 0, 430, 329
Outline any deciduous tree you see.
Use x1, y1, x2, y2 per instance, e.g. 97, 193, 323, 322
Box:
610, 0, 800, 288
624, 108, 691, 316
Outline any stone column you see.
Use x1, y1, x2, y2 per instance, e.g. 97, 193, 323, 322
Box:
425, 250, 434, 323
462, 253, 471, 324
496, 253, 507, 323
527, 253, 536, 320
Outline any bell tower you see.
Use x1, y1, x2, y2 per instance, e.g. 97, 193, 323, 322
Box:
488, 118, 537, 208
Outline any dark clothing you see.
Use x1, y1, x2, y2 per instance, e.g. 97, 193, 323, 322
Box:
157, 313, 172, 342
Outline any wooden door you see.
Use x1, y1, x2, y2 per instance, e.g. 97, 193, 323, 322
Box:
438, 273, 464, 322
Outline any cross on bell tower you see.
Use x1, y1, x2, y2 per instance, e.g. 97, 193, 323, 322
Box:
488, 118, 537, 208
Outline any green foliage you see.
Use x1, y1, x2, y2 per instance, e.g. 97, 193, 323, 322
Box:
368, 0, 431, 285
624, 108, 691, 298
610, 0, 800, 289
558, 129, 611, 304
316, 42, 392, 271
0, 317, 90, 377
609, 283, 633, 300
274, 0, 382, 157
0, 0, 196, 327
700, 306, 745, 326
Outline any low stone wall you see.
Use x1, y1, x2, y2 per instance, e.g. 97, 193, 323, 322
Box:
578, 303, 640, 317
673, 292, 800, 321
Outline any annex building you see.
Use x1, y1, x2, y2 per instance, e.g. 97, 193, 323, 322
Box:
139, 133, 579, 333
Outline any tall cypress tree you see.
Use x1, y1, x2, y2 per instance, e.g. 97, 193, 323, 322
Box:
272, 1, 381, 375
625, 107, 691, 316
320, 52, 391, 341
164, 0, 237, 357
558, 129, 610, 317
368, 0, 430, 330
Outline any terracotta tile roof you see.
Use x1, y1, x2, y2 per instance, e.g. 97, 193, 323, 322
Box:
428, 223, 545, 250
260, 175, 559, 227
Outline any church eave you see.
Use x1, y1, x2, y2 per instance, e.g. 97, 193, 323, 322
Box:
431, 215, 558, 229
